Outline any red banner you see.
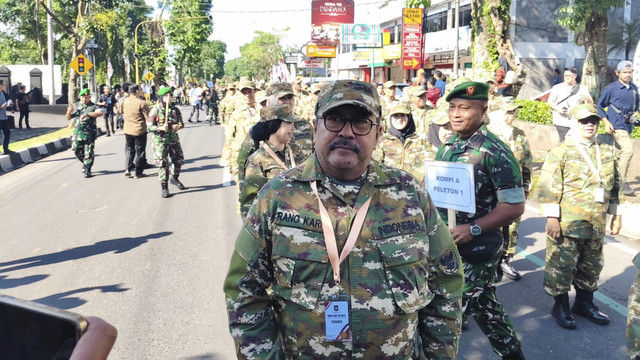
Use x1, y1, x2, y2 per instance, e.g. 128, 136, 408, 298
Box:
311, 0, 355, 45
401, 8, 423, 70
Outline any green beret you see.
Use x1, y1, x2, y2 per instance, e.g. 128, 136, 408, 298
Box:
79, 88, 90, 96
158, 87, 171, 96
446, 81, 489, 102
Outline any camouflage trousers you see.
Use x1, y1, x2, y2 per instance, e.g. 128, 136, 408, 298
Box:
544, 235, 604, 297
503, 216, 521, 257
462, 256, 521, 357
72, 137, 95, 168
628, 270, 640, 360
153, 140, 184, 182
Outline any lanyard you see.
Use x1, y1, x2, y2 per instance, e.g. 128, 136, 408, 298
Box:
310, 181, 371, 283
575, 141, 602, 184
262, 143, 296, 170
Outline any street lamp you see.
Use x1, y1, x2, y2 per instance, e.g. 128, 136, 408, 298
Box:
134, 16, 211, 84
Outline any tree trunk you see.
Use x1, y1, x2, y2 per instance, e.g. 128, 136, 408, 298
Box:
67, 1, 89, 103
34, 0, 46, 65
582, 11, 608, 101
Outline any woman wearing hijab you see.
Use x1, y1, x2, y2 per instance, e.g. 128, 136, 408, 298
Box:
238, 104, 296, 217
373, 102, 430, 183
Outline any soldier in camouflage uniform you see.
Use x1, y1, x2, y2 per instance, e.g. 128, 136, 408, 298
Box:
410, 86, 434, 140
220, 82, 239, 127
238, 105, 296, 217
435, 82, 526, 360
292, 76, 306, 117
205, 86, 219, 125
487, 100, 532, 282
66, 89, 103, 178
373, 102, 432, 183
147, 87, 186, 198
224, 80, 463, 359
380, 80, 400, 129
628, 252, 640, 360
538, 103, 623, 329
301, 82, 325, 123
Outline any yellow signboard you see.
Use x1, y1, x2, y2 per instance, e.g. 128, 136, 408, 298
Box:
307, 44, 337, 58
383, 44, 402, 60
69, 54, 93, 76
403, 8, 423, 24
144, 72, 154, 81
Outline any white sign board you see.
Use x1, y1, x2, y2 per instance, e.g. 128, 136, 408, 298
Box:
423, 26, 471, 55
298, 58, 324, 68
424, 161, 475, 214
341, 24, 381, 46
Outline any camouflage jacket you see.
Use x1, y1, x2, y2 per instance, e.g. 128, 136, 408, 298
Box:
373, 132, 434, 183
221, 104, 260, 170
411, 108, 432, 140
238, 141, 294, 218
538, 134, 623, 240
71, 101, 98, 136
148, 104, 183, 143
435, 124, 525, 225
224, 155, 463, 359
487, 124, 533, 192
290, 119, 314, 165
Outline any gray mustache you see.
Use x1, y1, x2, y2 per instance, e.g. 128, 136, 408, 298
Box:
329, 139, 361, 154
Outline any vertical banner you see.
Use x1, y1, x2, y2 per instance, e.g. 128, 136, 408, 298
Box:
311, 0, 355, 45
107, 57, 114, 83
401, 8, 423, 70
124, 55, 130, 82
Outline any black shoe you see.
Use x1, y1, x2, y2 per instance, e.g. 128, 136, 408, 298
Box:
502, 348, 526, 360
3, 149, 15, 154
552, 293, 576, 329
106, 132, 111, 137
125, 171, 132, 178
143, 163, 154, 169
494, 265, 504, 283
500, 257, 522, 281
133, 173, 146, 179
572, 288, 610, 325
84, 166, 92, 178
188, 119, 193, 123
170, 176, 185, 190
161, 183, 170, 198
196, 120, 201, 122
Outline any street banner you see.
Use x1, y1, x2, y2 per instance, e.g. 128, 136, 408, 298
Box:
124, 55, 130, 82
401, 8, 423, 70
284, 52, 303, 64
382, 44, 402, 60
298, 58, 324, 68
107, 57, 113, 81
311, 0, 355, 45
307, 44, 337, 58
340, 24, 381, 46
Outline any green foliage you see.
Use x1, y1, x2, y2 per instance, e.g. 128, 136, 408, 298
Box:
514, 99, 553, 125
555, 0, 625, 32
633, 126, 640, 139
226, 30, 285, 81
405, 0, 431, 8
608, 18, 640, 59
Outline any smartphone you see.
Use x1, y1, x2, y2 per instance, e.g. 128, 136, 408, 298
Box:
0, 294, 88, 360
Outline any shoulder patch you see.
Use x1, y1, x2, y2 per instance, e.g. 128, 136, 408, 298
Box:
438, 248, 460, 275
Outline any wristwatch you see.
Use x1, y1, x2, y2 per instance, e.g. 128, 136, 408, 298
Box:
469, 221, 482, 236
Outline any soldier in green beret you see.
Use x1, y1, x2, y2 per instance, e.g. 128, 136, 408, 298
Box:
435, 81, 526, 359
238, 104, 296, 217
148, 86, 186, 198
66, 89, 103, 177
538, 103, 623, 329
224, 79, 463, 359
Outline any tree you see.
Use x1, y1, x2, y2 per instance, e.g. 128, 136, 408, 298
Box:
556, 0, 626, 99
231, 31, 284, 81
190, 40, 227, 82
608, 18, 640, 60
469, 0, 514, 80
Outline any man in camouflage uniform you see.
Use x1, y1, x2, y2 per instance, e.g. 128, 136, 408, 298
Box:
435, 82, 526, 360
628, 252, 640, 360
410, 86, 434, 140
292, 76, 306, 117
220, 82, 239, 127
205, 85, 220, 125
224, 80, 463, 359
66, 89, 103, 178
301, 82, 325, 123
380, 80, 399, 127
487, 100, 532, 281
538, 104, 623, 329
148, 87, 186, 198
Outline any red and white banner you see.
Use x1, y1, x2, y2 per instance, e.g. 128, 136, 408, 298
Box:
401, 8, 423, 70
311, 0, 355, 45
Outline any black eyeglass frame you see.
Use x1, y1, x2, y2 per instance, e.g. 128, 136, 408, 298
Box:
318, 115, 380, 136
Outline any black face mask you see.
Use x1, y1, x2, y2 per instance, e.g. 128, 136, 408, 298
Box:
387, 114, 416, 144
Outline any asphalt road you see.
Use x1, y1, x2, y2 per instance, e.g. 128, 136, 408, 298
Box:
0, 107, 638, 359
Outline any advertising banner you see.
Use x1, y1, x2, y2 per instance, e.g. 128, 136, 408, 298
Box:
311, 0, 355, 45
401, 8, 423, 70
298, 58, 324, 68
307, 44, 337, 58
340, 24, 381, 46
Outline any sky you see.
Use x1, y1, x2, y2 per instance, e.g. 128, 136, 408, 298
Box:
146, 0, 405, 61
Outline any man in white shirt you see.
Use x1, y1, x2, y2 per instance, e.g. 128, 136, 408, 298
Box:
188, 83, 203, 122
547, 67, 593, 141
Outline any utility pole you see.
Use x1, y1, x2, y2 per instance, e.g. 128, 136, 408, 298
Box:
47, 0, 55, 104
453, 0, 460, 77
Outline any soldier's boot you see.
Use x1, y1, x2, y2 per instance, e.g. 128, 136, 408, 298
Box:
83, 165, 92, 178
552, 293, 576, 329
502, 348, 525, 360
170, 175, 185, 190
494, 264, 504, 283
161, 182, 170, 198
500, 255, 522, 281
572, 288, 610, 325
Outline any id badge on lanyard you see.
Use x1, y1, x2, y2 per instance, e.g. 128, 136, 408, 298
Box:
324, 294, 351, 341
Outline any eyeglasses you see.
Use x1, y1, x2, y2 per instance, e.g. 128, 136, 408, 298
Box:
578, 118, 599, 125
321, 115, 378, 136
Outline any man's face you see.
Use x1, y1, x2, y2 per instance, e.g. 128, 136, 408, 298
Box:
448, 98, 487, 137
618, 69, 633, 84
313, 104, 382, 180
0, 83, 6, 92
241, 88, 255, 106
104, 87, 110, 94
293, 82, 302, 92
577, 117, 599, 139
386, 87, 396, 98
81, 94, 91, 104
563, 71, 577, 86
20, 87, 26, 93
278, 94, 295, 108
412, 93, 426, 109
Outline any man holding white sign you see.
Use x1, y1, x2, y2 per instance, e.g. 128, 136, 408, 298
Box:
434, 81, 526, 360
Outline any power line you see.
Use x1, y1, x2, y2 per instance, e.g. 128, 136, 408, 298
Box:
125, 0, 402, 13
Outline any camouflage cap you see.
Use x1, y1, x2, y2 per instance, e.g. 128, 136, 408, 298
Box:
569, 103, 600, 121
228, 82, 237, 90
431, 110, 450, 125
238, 79, 256, 91
411, 86, 427, 97
310, 83, 322, 94
256, 90, 268, 104
268, 82, 294, 99
157, 86, 171, 96
315, 80, 381, 119
293, 76, 303, 84
260, 104, 296, 123
389, 102, 411, 116
484, 75, 497, 84
445, 81, 489, 102
384, 80, 396, 89
79, 88, 90, 96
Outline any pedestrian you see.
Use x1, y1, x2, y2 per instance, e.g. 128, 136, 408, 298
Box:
597, 60, 639, 196
66, 89, 103, 177
435, 81, 526, 360
187, 83, 202, 123
206, 86, 219, 125
0, 80, 13, 154
488, 100, 533, 281
373, 102, 431, 182
147, 87, 185, 198
434, 70, 446, 97
173, 86, 183, 106
552, 68, 562, 85
380, 80, 399, 128
548, 67, 593, 142
16, 85, 32, 129
538, 103, 623, 329
224, 79, 463, 359
425, 77, 441, 108
123, 84, 150, 178
292, 76, 306, 116
427, 109, 453, 152
238, 104, 296, 217
627, 252, 640, 360
97, 85, 116, 136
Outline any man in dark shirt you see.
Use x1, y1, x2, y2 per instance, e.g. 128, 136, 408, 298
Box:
97, 86, 116, 136
597, 60, 639, 196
